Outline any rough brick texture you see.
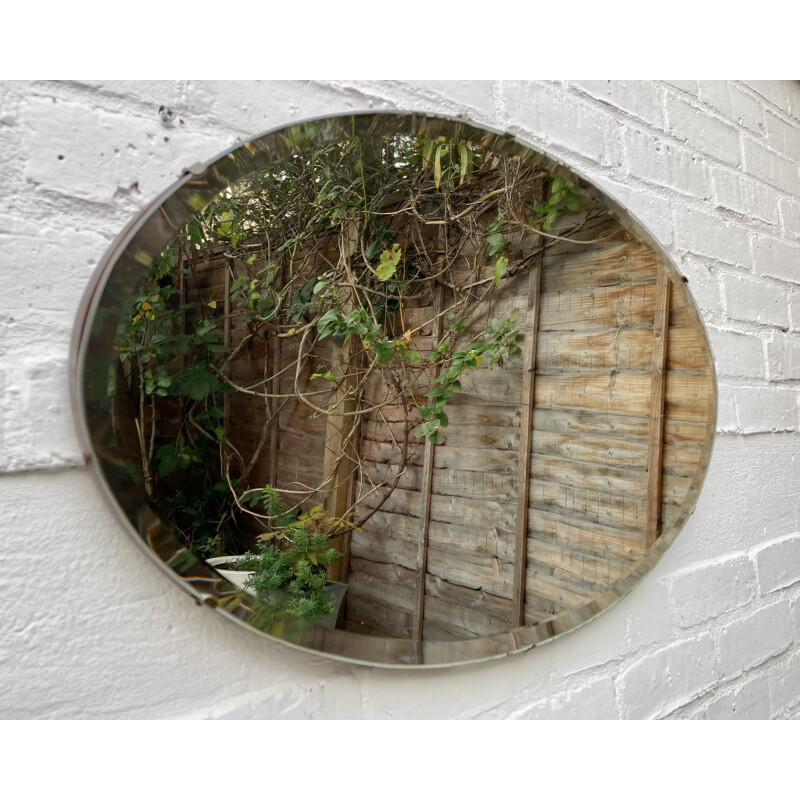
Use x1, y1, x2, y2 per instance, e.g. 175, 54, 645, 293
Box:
2, 80, 800, 719
753, 534, 800, 594
716, 601, 793, 679
616, 634, 720, 719
667, 555, 756, 628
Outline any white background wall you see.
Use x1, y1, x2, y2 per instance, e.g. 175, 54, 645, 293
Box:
1, 80, 799, 719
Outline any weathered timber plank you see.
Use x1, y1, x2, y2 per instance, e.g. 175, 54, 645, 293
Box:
538, 282, 658, 331
357, 483, 518, 531
357, 509, 516, 561
646, 267, 671, 548
362, 419, 521, 451
527, 537, 636, 586
529, 477, 647, 532
525, 570, 597, 615
513, 257, 542, 627
531, 406, 709, 445
426, 546, 515, 599
537, 326, 711, 372
350, 526, 419, 570
530, 429, 703, 476
541, 240, 660, 292
529, 507, 647, 561
361, 460, 518, 502
422, 594, 509, 639
424, 573, 513, 622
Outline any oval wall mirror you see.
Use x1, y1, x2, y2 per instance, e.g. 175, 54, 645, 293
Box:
72, 111, 716, 667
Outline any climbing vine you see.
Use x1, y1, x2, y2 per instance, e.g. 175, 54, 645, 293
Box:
113, 125, 600, 564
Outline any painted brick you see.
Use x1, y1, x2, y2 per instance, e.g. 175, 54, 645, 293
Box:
69, 80, 189, 109
512, 676, 619, 720
715, 386, 738, 432
722, 273, 788, 328
571, 80, 664, 128
187, 80, 397, 137
764, 111, 800, 159
666, 93, 741, 164
779, 198, 800, 239
769, 649, 800, 714
406, 80, 496, 115
728, 85, 767, 135
746, 81, 789, 113
787, 82, 800, 119
716, 601, 792, 680
707, 327, 765, 379
767, 332, 800, 380
792, 287, 800, 331
742, 138, 800, 195
690, 675, 771, 719
0, 356, 83, 472
623, 128, 711, 198
667, 554, 756, 628
625, 576, 674, 653
587, 173, 673, 246
662, 80, 698, 96
698, 81, 765, 134
791, 597, 800, 643
676, 257, 722, 314
21, 95, 228, 205
710, 166, 779, 225
733, 386, 798, 433
752, 534, 800, 594
753, 235, 800, 286
616, 633, 719, 719
697, 81, 734, 119
501, 83, 622, 168
0, 224, 110, 326
674, 205, 750, 266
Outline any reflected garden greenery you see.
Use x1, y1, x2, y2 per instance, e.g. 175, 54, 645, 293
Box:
112, 126, 588, 623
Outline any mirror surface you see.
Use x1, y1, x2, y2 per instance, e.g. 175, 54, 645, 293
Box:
74, 112, 716, 667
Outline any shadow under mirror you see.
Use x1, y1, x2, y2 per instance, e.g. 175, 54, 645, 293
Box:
74, 112, 716, 667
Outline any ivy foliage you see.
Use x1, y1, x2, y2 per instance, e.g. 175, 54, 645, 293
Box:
113, 122, 592, 589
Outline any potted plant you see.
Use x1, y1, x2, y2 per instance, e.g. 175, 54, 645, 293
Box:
208, 502, 351, 628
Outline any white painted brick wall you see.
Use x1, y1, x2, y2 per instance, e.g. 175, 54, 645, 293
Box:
716, 601, 793, 680
666, 554, 756, 628
616, 633, 720, 719
689, 674, 771, 719
753, 535, 800, 594
2, 80, 800, 719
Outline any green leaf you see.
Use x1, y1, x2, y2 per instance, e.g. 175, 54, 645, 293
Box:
486, 232, 505, 256
533, 201, 550, 214
376, 243, 402, 281
458, 143, 470, 180
179, 365, 221, 401
543, 208, 558, 230
434, 144, 443, 189
565, 191, 581, 212
551, 175, 566, 195
317, 309, 340, 339
214, 425, 226, 440
375, 342, 396, 365
493, 256, 509, 286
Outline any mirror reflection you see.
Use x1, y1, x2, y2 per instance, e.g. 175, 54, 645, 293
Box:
76, 113, 716, 666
